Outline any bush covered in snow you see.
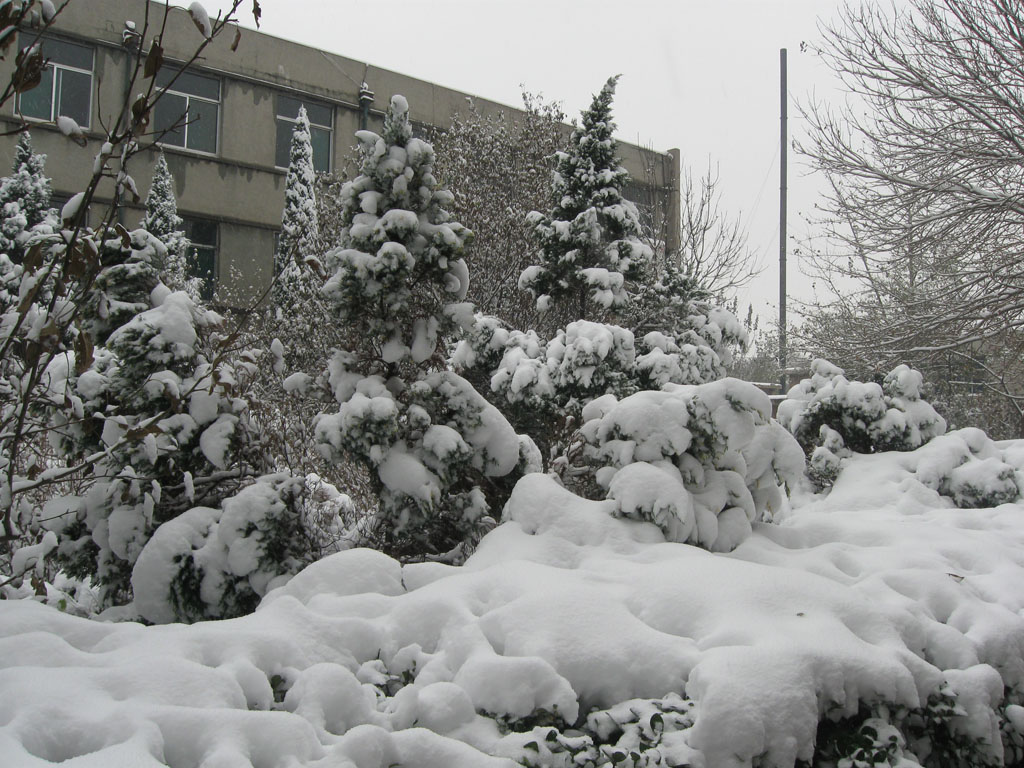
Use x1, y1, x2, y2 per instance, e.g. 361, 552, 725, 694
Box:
316, 95, 526, 560
573, 377, 805, 551
39, 230, 265, 608
454, 301, 749, 470
142, 151, 201, 300
832, 426, 1024, 511
0, 131, 51, 266
778, 359, 947, 489
132, 473, 354, 623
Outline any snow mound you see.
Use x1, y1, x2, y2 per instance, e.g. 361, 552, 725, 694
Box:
5, 454, 1024, 766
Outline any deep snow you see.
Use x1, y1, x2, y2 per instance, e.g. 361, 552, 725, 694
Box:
3, 445, 1024, 767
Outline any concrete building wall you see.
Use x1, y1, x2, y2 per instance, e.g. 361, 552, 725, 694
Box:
1, 0, 680, 304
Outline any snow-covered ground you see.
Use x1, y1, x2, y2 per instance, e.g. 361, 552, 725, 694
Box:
3, 445, 1024, 767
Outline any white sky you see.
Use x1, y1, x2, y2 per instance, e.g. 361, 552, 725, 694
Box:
210, 0, 855, 319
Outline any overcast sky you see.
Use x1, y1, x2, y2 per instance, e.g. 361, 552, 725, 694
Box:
210, 0, 856, 318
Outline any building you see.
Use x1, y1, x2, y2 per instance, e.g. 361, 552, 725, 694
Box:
1, 0, 681, 304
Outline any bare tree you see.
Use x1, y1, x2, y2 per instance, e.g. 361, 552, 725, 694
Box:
678, 162, 761, 298
429, 90, 570, 335
795, 0, 1024, 436
799, 0, 1024, 352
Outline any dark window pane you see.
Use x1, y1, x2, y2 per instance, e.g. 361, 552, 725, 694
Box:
18, 65, 53, 120
277, 94, 301, 120
154, 66, 175, 89
186, 99, 218, 153
186, 219, 217, 247
45, 38, 92, 70
153, 92, 187, 146
304, 102, 332, 128
56, 67, 91, 127
275, 119, 291, 168
156, 67, 219, 100
177, 70, 219, 100
277, 93, 332, 128
184, 218, 217, 300
311, 126, 330, 172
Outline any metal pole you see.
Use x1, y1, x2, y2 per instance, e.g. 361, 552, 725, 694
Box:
358, 82, 374, 131
779, 48, 788, 394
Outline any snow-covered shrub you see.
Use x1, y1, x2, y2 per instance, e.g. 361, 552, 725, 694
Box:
142, 151, 201, 300
132, 473, 353, 623
779, 359, 946, 489
0, 131, 51, 265
494, 693, 697, 768
45, 231, 263, 607
575, 378, 805, 551
316, 95, 524, 559
272, 105, 321, 308
454, 303, 748, 470
811, 685, 1006, 768
520, 76, 652, 321
911, 428, 1022, 509
631, 261, 748, 387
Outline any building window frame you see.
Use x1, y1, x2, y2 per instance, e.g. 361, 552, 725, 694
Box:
182, 216, 218, 300
275, 93, 333, 173
16, 35, 94, 129
153, 67, 221, 156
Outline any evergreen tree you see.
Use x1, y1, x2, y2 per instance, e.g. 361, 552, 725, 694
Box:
142, 152, 199, 300
273, 106, 320, 306
316, 95, 522, 560
0, 131, 52, 263
520, 76, 652, 321
49, 229, 262, 607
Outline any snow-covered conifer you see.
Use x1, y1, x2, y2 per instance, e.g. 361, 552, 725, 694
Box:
273, 106, 320, 306
131, 473, 355, 623
631, 261, 748, 388
0, 131, 52, 264
520, 76, 652, 320
453, 291, 747, 468
577, 378, 805, 551
142, 152, 199, 300
47, 229, 262, 607
316, 95, 522, 559
778, 359, 947, 490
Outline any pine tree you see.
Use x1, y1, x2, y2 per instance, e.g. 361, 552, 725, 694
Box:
273, 106, 320, 306
520, 76, 652, 321
142, 152, 199, 300
0, 131, 52, 263
316, 95, 522, 560
49, 229, 261, 607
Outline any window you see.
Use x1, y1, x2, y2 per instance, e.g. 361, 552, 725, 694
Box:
275, 94, 332, 173
183, 218, 218, 299
153, 67, 220, 154
17, 37, 93, 128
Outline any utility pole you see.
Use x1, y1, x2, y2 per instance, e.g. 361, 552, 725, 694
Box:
779, 48, 788, 394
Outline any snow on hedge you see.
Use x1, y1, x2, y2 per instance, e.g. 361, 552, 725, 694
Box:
779, 359, 948, 490
5, 441, 1024, 766
578, 377, 805, 551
